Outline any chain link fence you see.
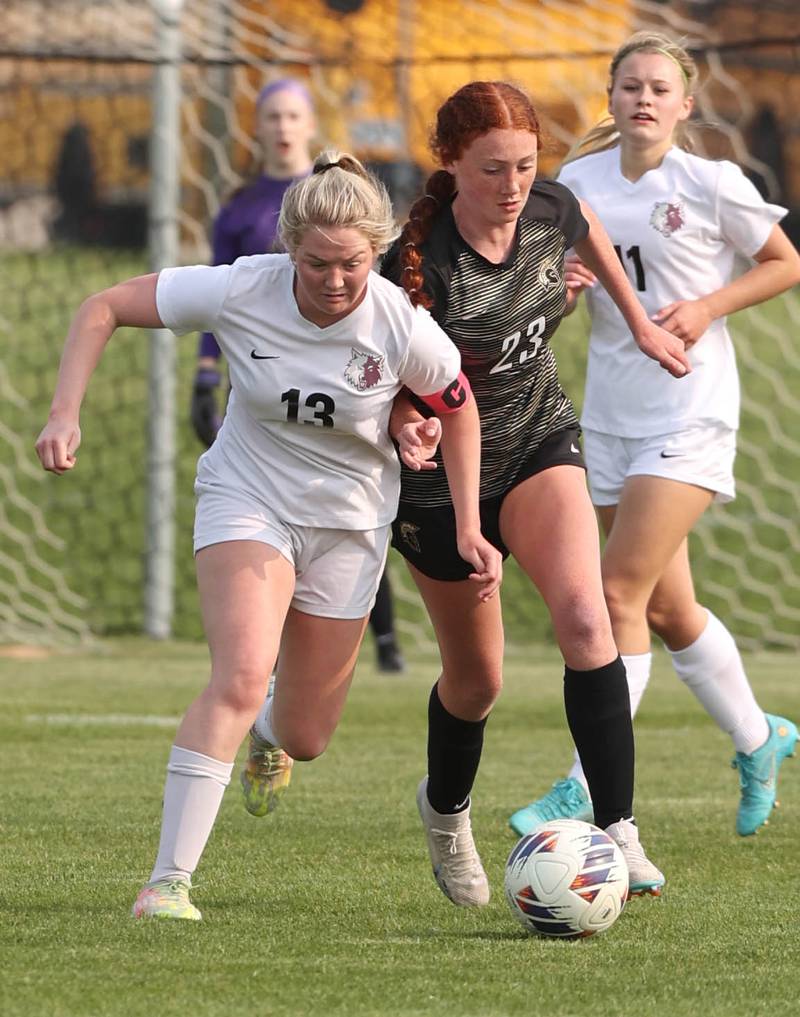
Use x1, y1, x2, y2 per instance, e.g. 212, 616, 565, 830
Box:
2, 0, 799, 650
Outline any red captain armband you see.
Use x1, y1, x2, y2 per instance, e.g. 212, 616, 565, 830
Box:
418, 371, 472, 415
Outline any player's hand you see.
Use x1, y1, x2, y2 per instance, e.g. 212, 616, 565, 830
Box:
633, 320, 692, 379
651, 299, 713, 351
397, 417, 441, 472
457, 531, 503, 601
565, 253, 596, 296
35, 415, 81, 474
562, 254, 596, 315
190, 367, 222, 448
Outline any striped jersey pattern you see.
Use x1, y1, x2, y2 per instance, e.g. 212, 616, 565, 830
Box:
387, 182, 585, 507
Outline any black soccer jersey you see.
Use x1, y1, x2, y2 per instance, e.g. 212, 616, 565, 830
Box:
382, 178, 588, 507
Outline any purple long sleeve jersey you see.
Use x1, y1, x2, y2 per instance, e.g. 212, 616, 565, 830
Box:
198, 173, 302, 359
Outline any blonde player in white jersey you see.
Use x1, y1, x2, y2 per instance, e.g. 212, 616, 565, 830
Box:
35, 150, 502, 922
510, 32, 800, 840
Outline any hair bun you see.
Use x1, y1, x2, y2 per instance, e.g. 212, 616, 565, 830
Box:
312, 159, 342, 175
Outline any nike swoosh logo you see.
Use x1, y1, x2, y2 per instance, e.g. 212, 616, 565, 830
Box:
570, 443, 580, 454
750, 761, 776, 793
660, 451, 683, 458
251, 350, 279, 360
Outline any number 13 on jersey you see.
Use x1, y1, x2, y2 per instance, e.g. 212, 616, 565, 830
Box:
281, 388, 336, 427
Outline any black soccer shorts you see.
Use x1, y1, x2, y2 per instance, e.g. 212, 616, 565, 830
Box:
391, 426, 585, 581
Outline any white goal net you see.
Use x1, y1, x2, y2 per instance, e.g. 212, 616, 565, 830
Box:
1, 0, 799, 651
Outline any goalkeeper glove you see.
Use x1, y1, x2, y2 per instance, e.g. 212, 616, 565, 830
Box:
190, 367, 223, 448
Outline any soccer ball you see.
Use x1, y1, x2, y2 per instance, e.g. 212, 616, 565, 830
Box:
504, 819, 628, 939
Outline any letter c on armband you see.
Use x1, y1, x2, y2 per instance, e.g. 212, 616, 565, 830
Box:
419, 371, 472, 415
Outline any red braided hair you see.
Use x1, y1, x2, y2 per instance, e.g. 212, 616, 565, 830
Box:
399, 81, 541, 308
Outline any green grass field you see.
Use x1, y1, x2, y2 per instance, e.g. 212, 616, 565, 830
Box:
1, 639, 797, 1017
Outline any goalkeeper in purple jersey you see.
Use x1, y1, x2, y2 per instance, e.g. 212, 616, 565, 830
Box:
191, 78, 317, 445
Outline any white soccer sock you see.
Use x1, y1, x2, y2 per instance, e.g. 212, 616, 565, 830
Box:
149, 745, 233, 885
253, 691, 279, 746
668, 610, 769, 754
621, 651, 652, 718
567, 652, 652, 794
566, 755, 591, 793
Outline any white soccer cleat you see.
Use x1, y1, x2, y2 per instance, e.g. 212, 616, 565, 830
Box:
605, 819, 665, 897
416, 777, 490, 907
131, 878, 201, 921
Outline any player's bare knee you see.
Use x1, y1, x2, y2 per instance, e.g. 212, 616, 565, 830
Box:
553, 590, 609, 649
441, 667, 502, 715
213, 663, 271, 716
646, 602, 691, 645
279, 727, 330, 761
602, 578, 640, 630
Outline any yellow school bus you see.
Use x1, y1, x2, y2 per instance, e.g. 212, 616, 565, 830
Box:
0, 0, 632, 231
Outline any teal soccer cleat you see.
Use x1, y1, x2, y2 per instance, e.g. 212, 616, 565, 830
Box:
733, 714, 798, 836
508, 777, 594, 837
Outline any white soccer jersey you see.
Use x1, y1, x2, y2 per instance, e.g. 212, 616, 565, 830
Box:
559, 146, 787, 436
156, 254, 461, 528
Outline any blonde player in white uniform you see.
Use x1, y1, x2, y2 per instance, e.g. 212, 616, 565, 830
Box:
35, 151, 502, 922
510, 32, 800, 839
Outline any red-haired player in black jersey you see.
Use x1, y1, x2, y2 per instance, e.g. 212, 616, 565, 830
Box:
383, 80, 690, 905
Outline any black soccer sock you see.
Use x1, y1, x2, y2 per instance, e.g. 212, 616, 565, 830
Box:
426, 682, 487, 814
563, 656, 634, 830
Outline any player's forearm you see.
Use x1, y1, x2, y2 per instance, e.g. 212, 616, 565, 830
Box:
702, 256, 800, 322
438, 398, 482, 535
574, 202, 648, 333
47, 294, 123, 418
389, 387, 424, 442
49, 274, 162, 419
563, 289, 581, 317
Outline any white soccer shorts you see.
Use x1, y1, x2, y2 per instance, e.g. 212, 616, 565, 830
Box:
193, 484, 390, 618
584, 423, 736, 506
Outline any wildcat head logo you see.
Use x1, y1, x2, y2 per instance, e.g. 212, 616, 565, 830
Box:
538, 258, 561, 292
650, 200, 685, 237
344, 348, 384, 390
